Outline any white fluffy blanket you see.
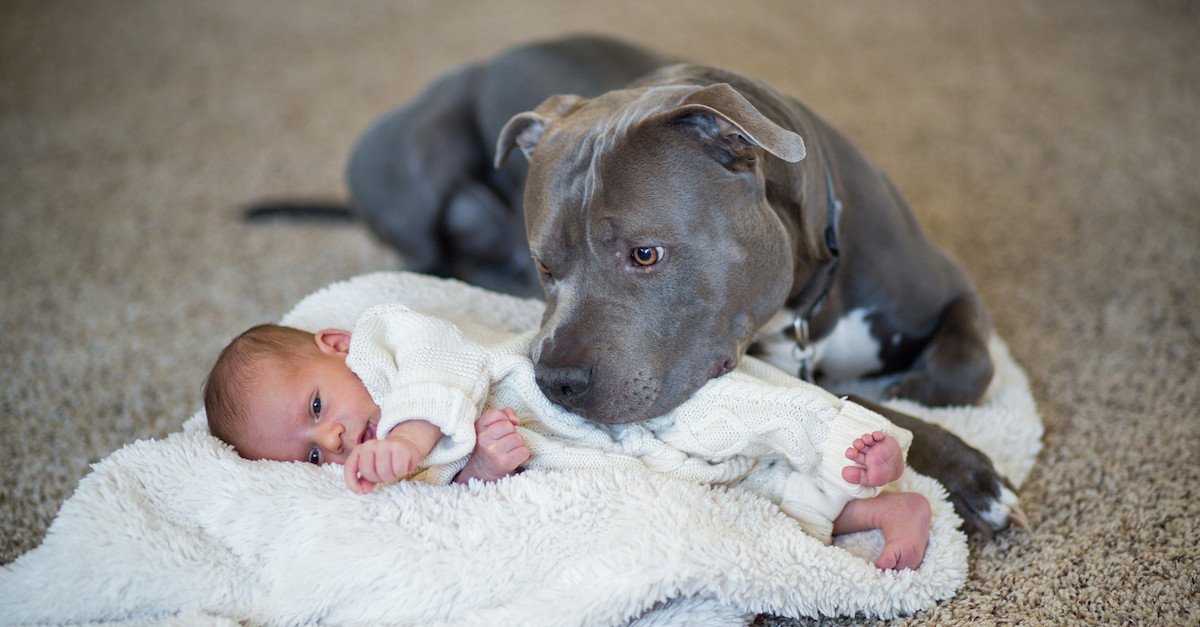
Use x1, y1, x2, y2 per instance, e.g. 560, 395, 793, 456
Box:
0, 272, 1043, 625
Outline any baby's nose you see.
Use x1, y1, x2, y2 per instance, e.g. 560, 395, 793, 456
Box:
319, 422, 345, 454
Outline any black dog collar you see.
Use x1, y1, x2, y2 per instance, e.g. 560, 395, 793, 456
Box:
790, 157, 843, 381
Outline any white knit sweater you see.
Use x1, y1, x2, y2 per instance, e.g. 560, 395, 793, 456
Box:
346, 304, 912, 541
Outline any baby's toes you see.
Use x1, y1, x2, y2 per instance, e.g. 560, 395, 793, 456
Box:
875, 547, 900, 570
842, 465, 866, 485
885, 540, 923, 570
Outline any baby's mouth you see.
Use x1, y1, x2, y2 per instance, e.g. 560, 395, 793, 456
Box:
362, 421, 377, 445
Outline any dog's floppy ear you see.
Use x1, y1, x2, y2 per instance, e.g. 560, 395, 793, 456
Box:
668, 83, 806, 165
494, 94, 585, 168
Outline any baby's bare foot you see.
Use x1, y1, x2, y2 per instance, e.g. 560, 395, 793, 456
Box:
841, 431, 904, 487
873, 492, 932, 570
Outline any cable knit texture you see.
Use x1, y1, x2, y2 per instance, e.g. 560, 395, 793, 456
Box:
345, 303, 911, 541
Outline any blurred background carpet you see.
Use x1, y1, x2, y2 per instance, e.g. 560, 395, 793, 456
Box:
1, 1, 1196, 623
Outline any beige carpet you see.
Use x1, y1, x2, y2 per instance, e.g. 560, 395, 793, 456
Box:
2, 1, 1196, 623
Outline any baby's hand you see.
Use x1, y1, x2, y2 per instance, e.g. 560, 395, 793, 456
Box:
455, 408, 530, 484
343, 437, 423, 494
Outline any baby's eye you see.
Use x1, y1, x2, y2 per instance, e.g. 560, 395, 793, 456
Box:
307, 448, 320, 465
311, 394, 322, 421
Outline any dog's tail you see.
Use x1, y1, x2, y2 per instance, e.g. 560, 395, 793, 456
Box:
242, 199, 356, 222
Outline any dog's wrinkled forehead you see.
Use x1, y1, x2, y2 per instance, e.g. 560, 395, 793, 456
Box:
558, 85, 700, 137
533, 86, 699, 199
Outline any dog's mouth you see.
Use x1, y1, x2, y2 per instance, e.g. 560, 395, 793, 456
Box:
577, 355, 736, 425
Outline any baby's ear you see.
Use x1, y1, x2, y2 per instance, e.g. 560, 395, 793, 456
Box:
314, 329, 352, 355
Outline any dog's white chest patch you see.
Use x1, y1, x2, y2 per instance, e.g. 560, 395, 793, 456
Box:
815, 308, 883, 380
755, 308, 882, 381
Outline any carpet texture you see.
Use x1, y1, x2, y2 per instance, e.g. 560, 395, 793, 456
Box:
1, 1, 1196, 624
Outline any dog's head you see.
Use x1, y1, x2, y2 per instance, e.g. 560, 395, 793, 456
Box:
496, 82, 807, 424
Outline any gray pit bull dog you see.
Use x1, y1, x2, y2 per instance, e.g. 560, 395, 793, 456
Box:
253, 35, 1020, 536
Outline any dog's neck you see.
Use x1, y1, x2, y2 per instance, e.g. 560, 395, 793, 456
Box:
792, 159, 842, 326
759, 156, 842, 382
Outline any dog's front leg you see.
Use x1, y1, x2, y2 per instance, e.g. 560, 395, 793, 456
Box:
886, 294, 995, 407
847, 395, 1026, 539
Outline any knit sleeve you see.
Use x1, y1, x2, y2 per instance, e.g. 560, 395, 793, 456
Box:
346, 304, 491, 467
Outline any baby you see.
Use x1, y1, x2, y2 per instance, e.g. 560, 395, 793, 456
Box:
205, 304, 931, 570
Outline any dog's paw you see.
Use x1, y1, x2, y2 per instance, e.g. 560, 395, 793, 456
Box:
899, 410, 1028, 539
944, 468, 1027, 540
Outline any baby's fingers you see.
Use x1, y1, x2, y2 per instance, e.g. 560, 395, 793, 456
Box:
507, 441, 531, 465
476, 408, 511, 433
478, 418, 518, 443
495, 431, 529, 454
344, 449, 375, 494
382, 446, 418, 483
389, 449, 409, 481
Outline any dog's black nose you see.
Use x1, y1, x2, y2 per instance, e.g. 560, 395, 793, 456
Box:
535, 363, 592, 410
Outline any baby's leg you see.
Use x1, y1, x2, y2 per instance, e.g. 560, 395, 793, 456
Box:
841, 431, 904, 487
833, 492, 932, 570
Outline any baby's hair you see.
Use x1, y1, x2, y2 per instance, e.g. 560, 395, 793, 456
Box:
204, 324, 317, 453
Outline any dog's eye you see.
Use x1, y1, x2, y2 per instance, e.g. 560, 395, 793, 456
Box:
631, 246, 664, 267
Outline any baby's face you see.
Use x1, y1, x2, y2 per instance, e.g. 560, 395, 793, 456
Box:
238, 332, 381, 465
